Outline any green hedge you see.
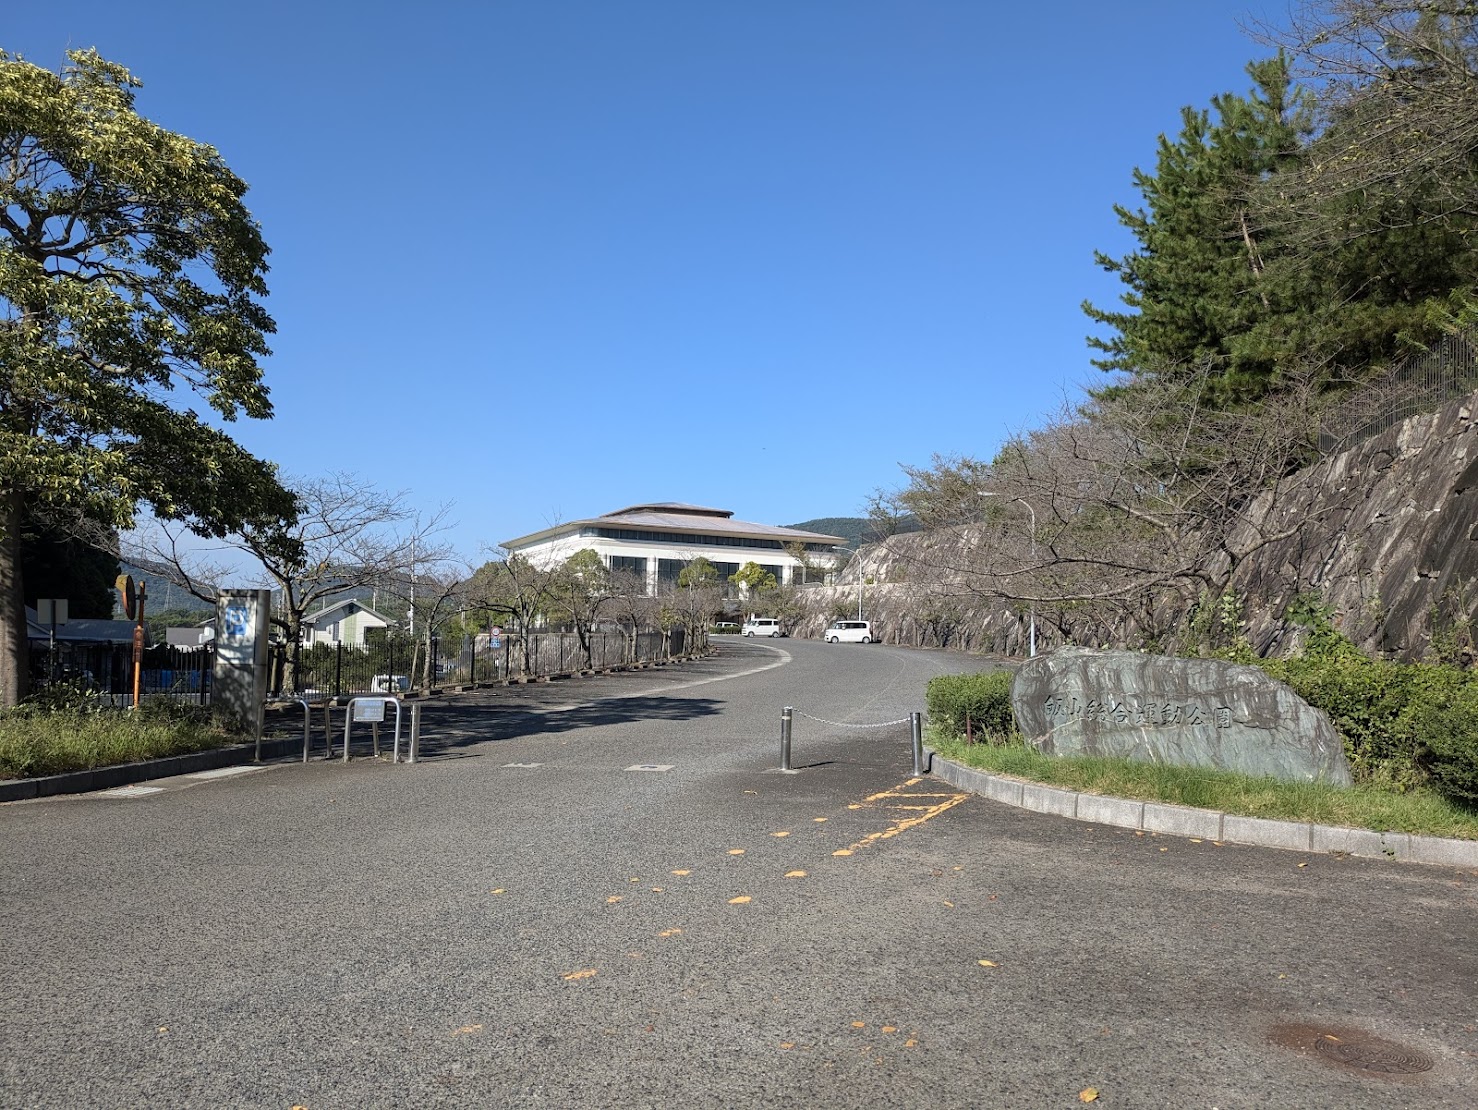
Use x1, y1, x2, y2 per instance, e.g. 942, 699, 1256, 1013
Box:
1255, 647, 1473, 792
926, 671, 1016, 743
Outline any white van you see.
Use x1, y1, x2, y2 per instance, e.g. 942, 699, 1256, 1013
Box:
825, 620, 874, 644
742, 618, 786, 637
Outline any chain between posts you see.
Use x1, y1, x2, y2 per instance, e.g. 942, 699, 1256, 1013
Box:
778, 706, 927, 775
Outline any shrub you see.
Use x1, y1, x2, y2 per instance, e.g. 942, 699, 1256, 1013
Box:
926, 671, 1016, 743
1409, 687, 1478, 807
1257, 650, 1472, 788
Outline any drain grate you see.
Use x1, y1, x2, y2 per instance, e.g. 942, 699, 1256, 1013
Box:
1271, 1023, 1435, 1076
1314, 1033, 1434, 1074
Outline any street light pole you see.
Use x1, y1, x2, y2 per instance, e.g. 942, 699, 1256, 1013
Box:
980, 492, 1037, 657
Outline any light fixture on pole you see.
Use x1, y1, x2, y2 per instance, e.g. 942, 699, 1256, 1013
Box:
979, 492, 1037, 657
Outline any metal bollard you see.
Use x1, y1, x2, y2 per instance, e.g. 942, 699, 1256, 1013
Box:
780, 706, 793, 772
911, 711, 924, 776
409, 702, 421, 764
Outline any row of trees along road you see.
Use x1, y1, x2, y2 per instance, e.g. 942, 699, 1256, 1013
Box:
877, 2, 1478, 650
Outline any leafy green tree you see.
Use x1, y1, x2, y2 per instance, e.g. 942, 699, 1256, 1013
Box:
669, 557, 719, 651
549, 548, 615, 667
20, 510, 118, 618
0, 49, 295, 703
729, 560, 777, 597
464, 554, 555, 677
1083, 55, 1313, 399
676, 557, 718, 588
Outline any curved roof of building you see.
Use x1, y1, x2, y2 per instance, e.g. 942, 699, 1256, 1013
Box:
502, 504, 845, 549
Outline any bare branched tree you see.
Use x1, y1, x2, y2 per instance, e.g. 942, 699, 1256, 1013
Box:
606, 569, 660, 662
880, 360, 1332, 647
128, 473, 451, 691
463, 551, 557, 677
1253, 2, 1478, 229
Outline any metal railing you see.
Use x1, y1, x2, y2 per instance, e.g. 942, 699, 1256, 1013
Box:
1319, 329, 1478, 453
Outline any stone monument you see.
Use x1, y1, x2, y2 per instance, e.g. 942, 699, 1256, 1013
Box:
1011, 648, 1352, 785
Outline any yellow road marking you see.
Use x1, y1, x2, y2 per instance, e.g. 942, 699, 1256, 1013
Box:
833, 783, 969, 856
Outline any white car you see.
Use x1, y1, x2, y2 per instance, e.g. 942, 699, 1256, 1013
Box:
825, 620, 874, 643
370, 674, 410, 693
742, 618, 786, 637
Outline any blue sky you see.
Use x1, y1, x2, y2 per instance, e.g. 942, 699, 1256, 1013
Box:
7, 1, 1283, 562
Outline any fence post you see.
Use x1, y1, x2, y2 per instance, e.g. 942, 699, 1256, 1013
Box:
911, 712, 924, 776
470, 635, 477, 684
409, 702, 421, 764
780, 706, 793, 772
334, 641, 343, 699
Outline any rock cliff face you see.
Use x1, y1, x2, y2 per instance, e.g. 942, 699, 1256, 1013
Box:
797, 390, 1478, 662
1230, 392, 1478, 661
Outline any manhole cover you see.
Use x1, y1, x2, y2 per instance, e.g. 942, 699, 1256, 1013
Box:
1314, 1033, 1434, 1074
1271, 1024, 1434, 1076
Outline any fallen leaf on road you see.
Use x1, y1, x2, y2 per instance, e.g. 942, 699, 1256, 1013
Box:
606, 896, 623, 904
779, 1042, 795, 1049
882, 1026, 897, 1034
851, 1022, 866, 1029
784, 870, 807, 878
728, 895, 752, 904
942, 900, 954, 908
562, 969, 598, 981
978, 960, 998, 968
1297, 862, 1308, 869
728, 849, 745, 856
490, 888, 506, 895
833, 849, 853, 857
771, 831, 791, 838
814, 817, 828, 823
1079, 1088, 1099, 1102
671, 869, 691, 876
452, 1024, 483, 1036
658, 928, 682, 938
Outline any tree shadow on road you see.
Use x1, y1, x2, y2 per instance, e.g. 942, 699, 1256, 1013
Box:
391, 695, 725, 758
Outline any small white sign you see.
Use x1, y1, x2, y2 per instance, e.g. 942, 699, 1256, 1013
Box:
353, 698, 387, 723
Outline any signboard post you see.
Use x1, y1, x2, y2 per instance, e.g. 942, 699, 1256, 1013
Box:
212, 589, 271, 756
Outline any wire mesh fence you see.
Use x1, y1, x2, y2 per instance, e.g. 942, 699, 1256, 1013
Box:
1318, 329, 1478, 453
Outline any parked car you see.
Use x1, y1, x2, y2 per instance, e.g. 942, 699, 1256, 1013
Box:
742, 618, 786, 637
825, 620, 874, 643
370, 674, 410, 693
711, 621, 741, 634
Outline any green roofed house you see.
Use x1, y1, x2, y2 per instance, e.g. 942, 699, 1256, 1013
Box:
500, 503, 845, 596
301, 599, 390, 647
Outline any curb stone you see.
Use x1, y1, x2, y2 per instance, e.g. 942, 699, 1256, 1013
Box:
925, 748, 1478, 869
0, 736, 303, 804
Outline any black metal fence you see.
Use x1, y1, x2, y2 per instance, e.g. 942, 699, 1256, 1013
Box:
28, 625, 692, 706
30, 640, 213, 706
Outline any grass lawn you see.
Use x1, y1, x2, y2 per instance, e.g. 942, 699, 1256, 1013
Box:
0, 708, 239, 780
930, 733, 1478, 842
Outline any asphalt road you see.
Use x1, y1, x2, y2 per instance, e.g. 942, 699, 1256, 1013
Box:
2, 638, 1475, 1109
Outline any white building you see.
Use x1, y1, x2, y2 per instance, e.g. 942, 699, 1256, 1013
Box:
500, 503, 845, 596
300, 599, 390, 646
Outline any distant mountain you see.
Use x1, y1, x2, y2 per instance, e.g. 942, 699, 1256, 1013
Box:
117, 560, 214, 617
786, 516, 919, 550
